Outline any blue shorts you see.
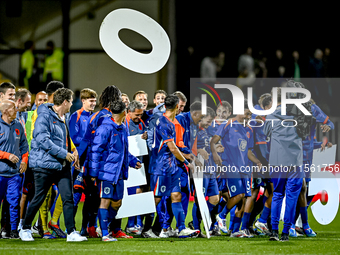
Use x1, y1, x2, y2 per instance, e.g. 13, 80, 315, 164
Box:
127, 186, 140, 195
99, 179, 124, 201
152, 170, 181, 197
179, 166, 190, 192
191, 174, 219, 197
252, 177, 272, 189
202, 175, 219, 197
226, 177, 251, 198
217, 177, 227, 193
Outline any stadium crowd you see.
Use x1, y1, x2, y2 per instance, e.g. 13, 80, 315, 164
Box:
0, 79, 334, 242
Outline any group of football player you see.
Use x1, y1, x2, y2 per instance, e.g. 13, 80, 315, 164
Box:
0, 79, 334, 242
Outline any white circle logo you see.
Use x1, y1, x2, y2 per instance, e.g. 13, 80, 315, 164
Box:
238, 138, 247, 152
104, 187, 110, 195
231, 185, 236, 193
161, 186, 166, 193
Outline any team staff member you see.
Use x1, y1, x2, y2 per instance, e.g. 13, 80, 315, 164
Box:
20, 88, 86, 242
133, 90, 152, 126
0, 100, 28, 239
0, 83, 18, 238
173, 91, 187, 115
31, 91, 48, 111
125, 100, 147, 235
29, 81, 66, 239
18, 91, 48, 232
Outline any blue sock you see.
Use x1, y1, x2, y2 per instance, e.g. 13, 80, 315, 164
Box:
229, 220, 234, 232
219, 205, 231, 220
98, 208, 109, 237
241, 212, 251, 230
127, 216, 135, 228
207, 201, 215, 213
172, 202, 186, 232
300, 206, 310, 229
192, 203, 200, 229
291, 223, 295, 229
161, 197, 172, 229
136, 215, 142, 227
259, 206, 271, 223
228, 206, 236, 229
156, 200, 165, 228
181, 191, 189, 217
218, 198, 227, 213
232, 216, 242, 233
283, 224, 290, 234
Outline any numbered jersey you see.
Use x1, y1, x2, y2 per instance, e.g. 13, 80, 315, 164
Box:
152, 115, 177, 176
216, 118, 254, 172
197, 127, 210, 152
197, 126, 217, 175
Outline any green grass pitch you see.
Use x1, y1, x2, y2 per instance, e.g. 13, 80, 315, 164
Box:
1, 202, 340, 255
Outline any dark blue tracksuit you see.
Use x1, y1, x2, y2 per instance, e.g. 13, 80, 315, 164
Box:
0, 116, 28, 231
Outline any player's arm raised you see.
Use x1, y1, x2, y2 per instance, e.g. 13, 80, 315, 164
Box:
210, 135, 222, 166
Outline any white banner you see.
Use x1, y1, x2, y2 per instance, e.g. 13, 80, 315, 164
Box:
116, 135, 156, 219
192, 155, 212, 238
